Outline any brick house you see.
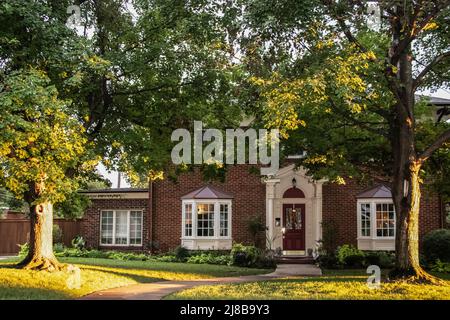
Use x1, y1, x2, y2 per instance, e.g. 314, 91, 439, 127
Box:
79, 95, 449, 255
80, 163, 445, 255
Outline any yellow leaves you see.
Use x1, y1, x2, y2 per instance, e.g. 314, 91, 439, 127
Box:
423, 21, 438, 31
112, 140, 121, 148
0, 143, 12, 157
334, 176, 346, 185
304, 155, 327, 165
148, 170, 164, 181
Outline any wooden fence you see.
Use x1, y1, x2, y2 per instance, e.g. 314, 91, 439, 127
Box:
0, 218, 82, 255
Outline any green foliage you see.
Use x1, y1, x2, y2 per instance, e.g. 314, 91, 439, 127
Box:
52, 225, 63, 244
430, 260, 450, 273
0, 69, 94, 204
336, 245, 365, 268
364, 251, 395, 269
423, 229, 450, 263
173, 246, 190, 262
187, 253, 231, 265
53, 243, 65, 253
230, 243, 275, 268
18, 243, 29, 257
0, 189, 25, 211
71, 236, 86, 250
55, 192, 91, 219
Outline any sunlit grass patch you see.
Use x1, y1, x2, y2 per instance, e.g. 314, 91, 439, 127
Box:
165, 275, 450, 300
0, 257, 272, 299
0, 263, 149, 299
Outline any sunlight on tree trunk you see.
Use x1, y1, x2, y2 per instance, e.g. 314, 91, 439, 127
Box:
391, 163, 444, 284
17, 202, 61, 271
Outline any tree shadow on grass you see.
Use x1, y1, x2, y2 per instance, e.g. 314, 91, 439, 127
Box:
80, 265, 163, 284
0, 286, 72, 300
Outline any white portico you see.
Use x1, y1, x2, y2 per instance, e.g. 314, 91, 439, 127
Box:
264, 164, 324, 256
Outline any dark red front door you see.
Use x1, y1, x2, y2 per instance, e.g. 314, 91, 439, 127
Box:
282, 204, 305, 251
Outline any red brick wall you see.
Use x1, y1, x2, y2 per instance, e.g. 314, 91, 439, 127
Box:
81, 198, 149, 251
322, 179, 443, 250
152, 165, 266, 252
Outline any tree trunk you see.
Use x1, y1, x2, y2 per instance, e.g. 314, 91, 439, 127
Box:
17, 202, 61, 271
390, 162, 442, 283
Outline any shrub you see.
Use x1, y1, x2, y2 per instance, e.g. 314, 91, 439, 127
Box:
106, 251, 148, 261
316, 253, 339, 268
53, 224, 63, 244
186, 253, 231, 265
336, 245, 365, 268
231, 243, 259, 267
230, 243, 274, 268
174, 245, 190, 262
53, 243, 65, 253
423, 229, 450, 263
155, 255, 178, 262
71, 236, 86, 250
430, 260, 450, 273
364, 251, 395, 268
18, 243, 29, 257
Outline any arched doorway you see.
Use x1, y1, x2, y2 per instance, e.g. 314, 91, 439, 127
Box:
282, 187, 305, 252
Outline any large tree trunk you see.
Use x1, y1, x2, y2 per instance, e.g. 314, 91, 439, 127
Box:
390, 162, 441, 283
386, 16, 442, 282
17, 202, 61, 271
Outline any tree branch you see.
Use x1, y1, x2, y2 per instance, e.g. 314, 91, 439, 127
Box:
413, 51, 450, 91
418, 129, 450, 162
321, 0, 368, 53
389, 1, 450, 66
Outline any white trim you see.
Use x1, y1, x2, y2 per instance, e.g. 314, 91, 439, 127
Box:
100, 209, 143, 247
181, 199, 232, 243
356, 199, 396, 250
86, 192, 149, 199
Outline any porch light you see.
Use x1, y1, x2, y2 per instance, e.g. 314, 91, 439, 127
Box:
275, 218, 281, 226
292, 177, 297, 188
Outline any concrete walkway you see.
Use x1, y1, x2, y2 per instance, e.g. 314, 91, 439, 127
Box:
0, 256, 16, 260
82, 264, 322, 300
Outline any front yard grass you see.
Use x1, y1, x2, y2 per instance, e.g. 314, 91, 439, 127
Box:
165, 269, 450, 300
0, 257, 273, 300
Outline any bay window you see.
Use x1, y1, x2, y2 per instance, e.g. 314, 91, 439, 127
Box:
100, 210, 143, 246
182, 200, 232, 240
357, 201, 395, 239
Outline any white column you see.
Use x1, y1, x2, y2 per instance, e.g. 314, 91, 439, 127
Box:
314, 182, 323, 245
265, 179, 279, 250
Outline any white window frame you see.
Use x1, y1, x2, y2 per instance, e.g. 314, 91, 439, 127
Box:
100, 209, 143, 246
357, 199, 396, 240
181, 199, 232, 240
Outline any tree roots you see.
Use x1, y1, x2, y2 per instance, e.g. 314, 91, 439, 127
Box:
16, 256, 63, 272
389, 267, 446, 285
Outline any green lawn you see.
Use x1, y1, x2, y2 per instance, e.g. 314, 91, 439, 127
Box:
165, 269, 450, 300
0, 257, 272, 300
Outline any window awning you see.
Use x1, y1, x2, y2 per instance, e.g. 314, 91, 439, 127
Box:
181, 186, 234, 199
356, 185, 392, 199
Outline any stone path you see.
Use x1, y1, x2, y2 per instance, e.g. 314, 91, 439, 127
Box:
82, 264, 322, 300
